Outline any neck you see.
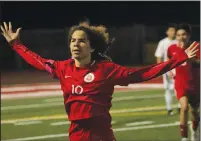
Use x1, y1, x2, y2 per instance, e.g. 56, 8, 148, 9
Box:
74, 55, 92, 68
178, 41, 190, 49
167, 37, 174, 40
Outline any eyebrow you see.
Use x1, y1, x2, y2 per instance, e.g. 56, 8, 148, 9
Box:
71, 38, 86, 41
177, 33, 186, 35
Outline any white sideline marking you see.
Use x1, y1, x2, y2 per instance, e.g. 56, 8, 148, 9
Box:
110, 105, 178, 114
113, 121, 179, 132
1, 90, 62, 100
1, 87, 161, 100
1, 84, 163, 100
1, 115, 67, 124
1, 94, 165, 111
50, 121, 116, 126
1, 102, 63, 111
14, 120, 42, 126
50, 121, 70, 126
125, 121, 154, 126
44, 97, 63, 102
113, 94, 165, 102
2, 134, 69, 141
43, 94, 165, 103
2, 83, 163, 93
175, 121, 191, 124
111, 121, 116, 124
1, 85, 61, 92
1, 88, 154, 100
1, 121, 180, 141
116, 84, 163, 89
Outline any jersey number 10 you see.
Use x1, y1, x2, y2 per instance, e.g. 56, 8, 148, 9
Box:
72, 85, 84, 95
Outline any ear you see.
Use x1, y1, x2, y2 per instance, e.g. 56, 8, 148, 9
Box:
165, 30, 168, 35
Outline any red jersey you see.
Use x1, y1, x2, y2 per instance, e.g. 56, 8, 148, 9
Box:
11, 40, 189, 122
168, 42, 200, 95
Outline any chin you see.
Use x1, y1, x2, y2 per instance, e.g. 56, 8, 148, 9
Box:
72, 55, 81, 60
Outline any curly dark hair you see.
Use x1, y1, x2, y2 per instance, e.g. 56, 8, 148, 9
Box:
68, 25, 112, 61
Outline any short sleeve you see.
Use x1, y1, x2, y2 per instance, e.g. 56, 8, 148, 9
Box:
155, 40, 164, 58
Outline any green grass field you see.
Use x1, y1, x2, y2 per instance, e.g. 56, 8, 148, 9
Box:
1, 89, 198, 141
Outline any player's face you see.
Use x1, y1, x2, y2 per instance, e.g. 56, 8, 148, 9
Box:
176, 29, 190, 44
166, 27, 176, 39
70, 30, 94, 60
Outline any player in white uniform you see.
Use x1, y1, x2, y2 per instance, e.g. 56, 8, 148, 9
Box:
155, 24, 180, 116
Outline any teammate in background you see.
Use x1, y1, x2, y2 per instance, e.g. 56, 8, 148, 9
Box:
1, 22, 199, 141
168, 23, 200, 141
78, 16, 90, 27
155, 23, 180, 116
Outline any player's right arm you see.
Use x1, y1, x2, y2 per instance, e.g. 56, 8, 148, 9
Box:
155, 40, 164, 63
1, 22, 58, 78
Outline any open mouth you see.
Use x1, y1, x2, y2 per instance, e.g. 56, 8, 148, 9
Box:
73, 49, 81, 54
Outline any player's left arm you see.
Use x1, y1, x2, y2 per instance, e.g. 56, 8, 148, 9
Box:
129, 42, 198, 83
166, 48, 176, 79
107, 42, 198, 85
128, 50, 187, 83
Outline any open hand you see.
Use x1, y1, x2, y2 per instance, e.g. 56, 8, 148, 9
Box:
185, 41, 199, 59
1, 22, 21, 43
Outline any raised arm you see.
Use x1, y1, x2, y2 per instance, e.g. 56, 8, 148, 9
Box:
1, 22, 57, 77
107, 42, 199, 86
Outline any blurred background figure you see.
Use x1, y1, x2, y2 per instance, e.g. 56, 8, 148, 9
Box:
168, 23, 200, 141
154, 23, 180, 116
79, 16, 91, 27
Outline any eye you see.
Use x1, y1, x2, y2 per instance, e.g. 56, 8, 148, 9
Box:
79, 39, 86, 43
71, 39, 75, 42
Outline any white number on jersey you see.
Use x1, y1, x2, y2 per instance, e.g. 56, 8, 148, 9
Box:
72, 85, 83, 95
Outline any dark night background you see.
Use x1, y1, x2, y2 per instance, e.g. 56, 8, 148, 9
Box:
1, 2, 201, 141
0, 1, 200, 28
0, 1, 200, 70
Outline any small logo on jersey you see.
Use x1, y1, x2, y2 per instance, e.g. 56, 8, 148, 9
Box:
65, 75, 72, 78
173, 52, 176, 55
84, 73, 95, 83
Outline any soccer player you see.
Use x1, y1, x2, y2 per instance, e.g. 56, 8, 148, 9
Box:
1, 22, 199, 141
78, 16, 90, 27
71, 17, 91, 60
155, 23, 179, 116
168, 23, 200, 141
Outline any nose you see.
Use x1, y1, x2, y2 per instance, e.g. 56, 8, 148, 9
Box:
74, 40, 80, 47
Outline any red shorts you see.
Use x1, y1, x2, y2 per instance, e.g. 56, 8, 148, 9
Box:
69, 116, 116, 141
176, 88, 200, 108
